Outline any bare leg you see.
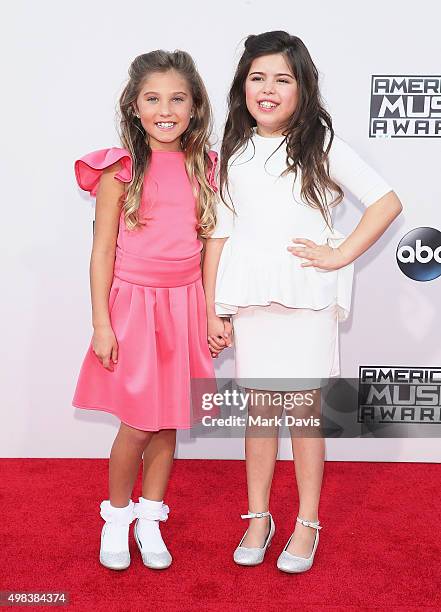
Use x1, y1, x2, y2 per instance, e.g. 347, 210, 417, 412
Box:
287, 388, 325, 557
108, 422, 153, 507
141, 429, 176, 501
241, 388, 283, 547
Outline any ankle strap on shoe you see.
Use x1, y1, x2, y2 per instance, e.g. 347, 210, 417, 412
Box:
133, 502, 170, 522
296, 516, 322, 530
241, 511, 270, 519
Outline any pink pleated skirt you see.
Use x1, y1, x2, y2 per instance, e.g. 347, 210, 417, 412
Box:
72, 248, 216, 431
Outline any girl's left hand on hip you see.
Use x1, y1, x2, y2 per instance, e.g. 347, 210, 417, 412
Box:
287, 237, 348, 271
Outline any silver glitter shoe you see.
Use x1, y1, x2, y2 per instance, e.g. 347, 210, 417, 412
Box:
133, 501, 172, 570
99, 499, 135, 570
233, 511, 275, 566
277, 516, 322, 573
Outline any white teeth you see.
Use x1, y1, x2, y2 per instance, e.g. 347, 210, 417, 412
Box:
259, 101, 277, 108
156, 122, 175, 128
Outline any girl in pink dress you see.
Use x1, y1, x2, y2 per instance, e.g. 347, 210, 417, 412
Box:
72, 50, 218, 571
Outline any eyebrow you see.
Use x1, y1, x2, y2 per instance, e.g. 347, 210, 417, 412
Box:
142, 91, 188, 96
248, 72, 294, 78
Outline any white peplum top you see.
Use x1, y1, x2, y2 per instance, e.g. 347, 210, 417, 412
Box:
210, 127, 393, 322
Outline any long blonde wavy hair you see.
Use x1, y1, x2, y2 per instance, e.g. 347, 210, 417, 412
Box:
116, 50, 217, 237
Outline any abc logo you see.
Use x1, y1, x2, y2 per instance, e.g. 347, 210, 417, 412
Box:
396, 227, 441, 281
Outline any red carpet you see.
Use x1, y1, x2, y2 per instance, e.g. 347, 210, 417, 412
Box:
0, 459, 440, 611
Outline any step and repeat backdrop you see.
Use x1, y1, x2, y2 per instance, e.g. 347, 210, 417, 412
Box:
2, 0, 440, 459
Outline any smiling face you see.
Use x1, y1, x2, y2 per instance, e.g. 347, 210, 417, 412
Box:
134, 69, 194, 151
245, 53, 299, 137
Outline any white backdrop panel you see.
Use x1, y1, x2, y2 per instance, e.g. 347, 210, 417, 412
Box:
1, 0, 440, 459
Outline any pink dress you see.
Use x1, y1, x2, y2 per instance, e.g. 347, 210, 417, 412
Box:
72, 147, 217, 431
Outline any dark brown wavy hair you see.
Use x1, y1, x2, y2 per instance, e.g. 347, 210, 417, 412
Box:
220, 31, 344, 229
117, 50, 217, 235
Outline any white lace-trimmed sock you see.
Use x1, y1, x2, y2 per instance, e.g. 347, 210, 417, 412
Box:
100, 500, 134, 553
136, 497, 168, 554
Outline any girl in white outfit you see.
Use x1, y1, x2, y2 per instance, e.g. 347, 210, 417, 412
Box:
203, 31, 403, 573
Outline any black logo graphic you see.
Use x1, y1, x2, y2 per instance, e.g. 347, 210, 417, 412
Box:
370, 75, 441, 138
358, 367, 441, 424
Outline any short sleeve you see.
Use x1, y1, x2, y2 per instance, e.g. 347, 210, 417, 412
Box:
327, 135, 393, 207
74, 147, 133, 197
210, 199, 235, 238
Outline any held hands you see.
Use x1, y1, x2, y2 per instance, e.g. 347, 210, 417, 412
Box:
92, 324, 118, 371
92, 315, 232, 367
207, 315, 233, 359
287, 237, 349, 271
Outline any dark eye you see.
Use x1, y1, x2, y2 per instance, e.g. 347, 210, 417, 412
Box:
250, 76, 263, 81
277, 79, 290, 84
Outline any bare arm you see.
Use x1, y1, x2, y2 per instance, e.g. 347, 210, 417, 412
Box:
290, 135, 404, 269
202, 236, 233, 354
289, 190, 403, 270
90, 160, 125, 329
202, 237, 228, 318
339, 190, 403, 265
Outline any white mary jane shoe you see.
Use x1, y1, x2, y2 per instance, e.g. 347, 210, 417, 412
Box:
233, 511, 275, 566
99, 499, 135, 570
277, 516, 322, 573
133, 499, 172, 570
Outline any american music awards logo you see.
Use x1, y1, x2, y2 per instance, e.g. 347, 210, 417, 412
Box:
358, 367, 441, 424
369, 75, 441, 138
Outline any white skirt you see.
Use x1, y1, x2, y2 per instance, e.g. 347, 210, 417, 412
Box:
232, 301, 339, 391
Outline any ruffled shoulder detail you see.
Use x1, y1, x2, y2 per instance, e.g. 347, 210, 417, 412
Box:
207, 149, 218, 193
74, 147, 133, 196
